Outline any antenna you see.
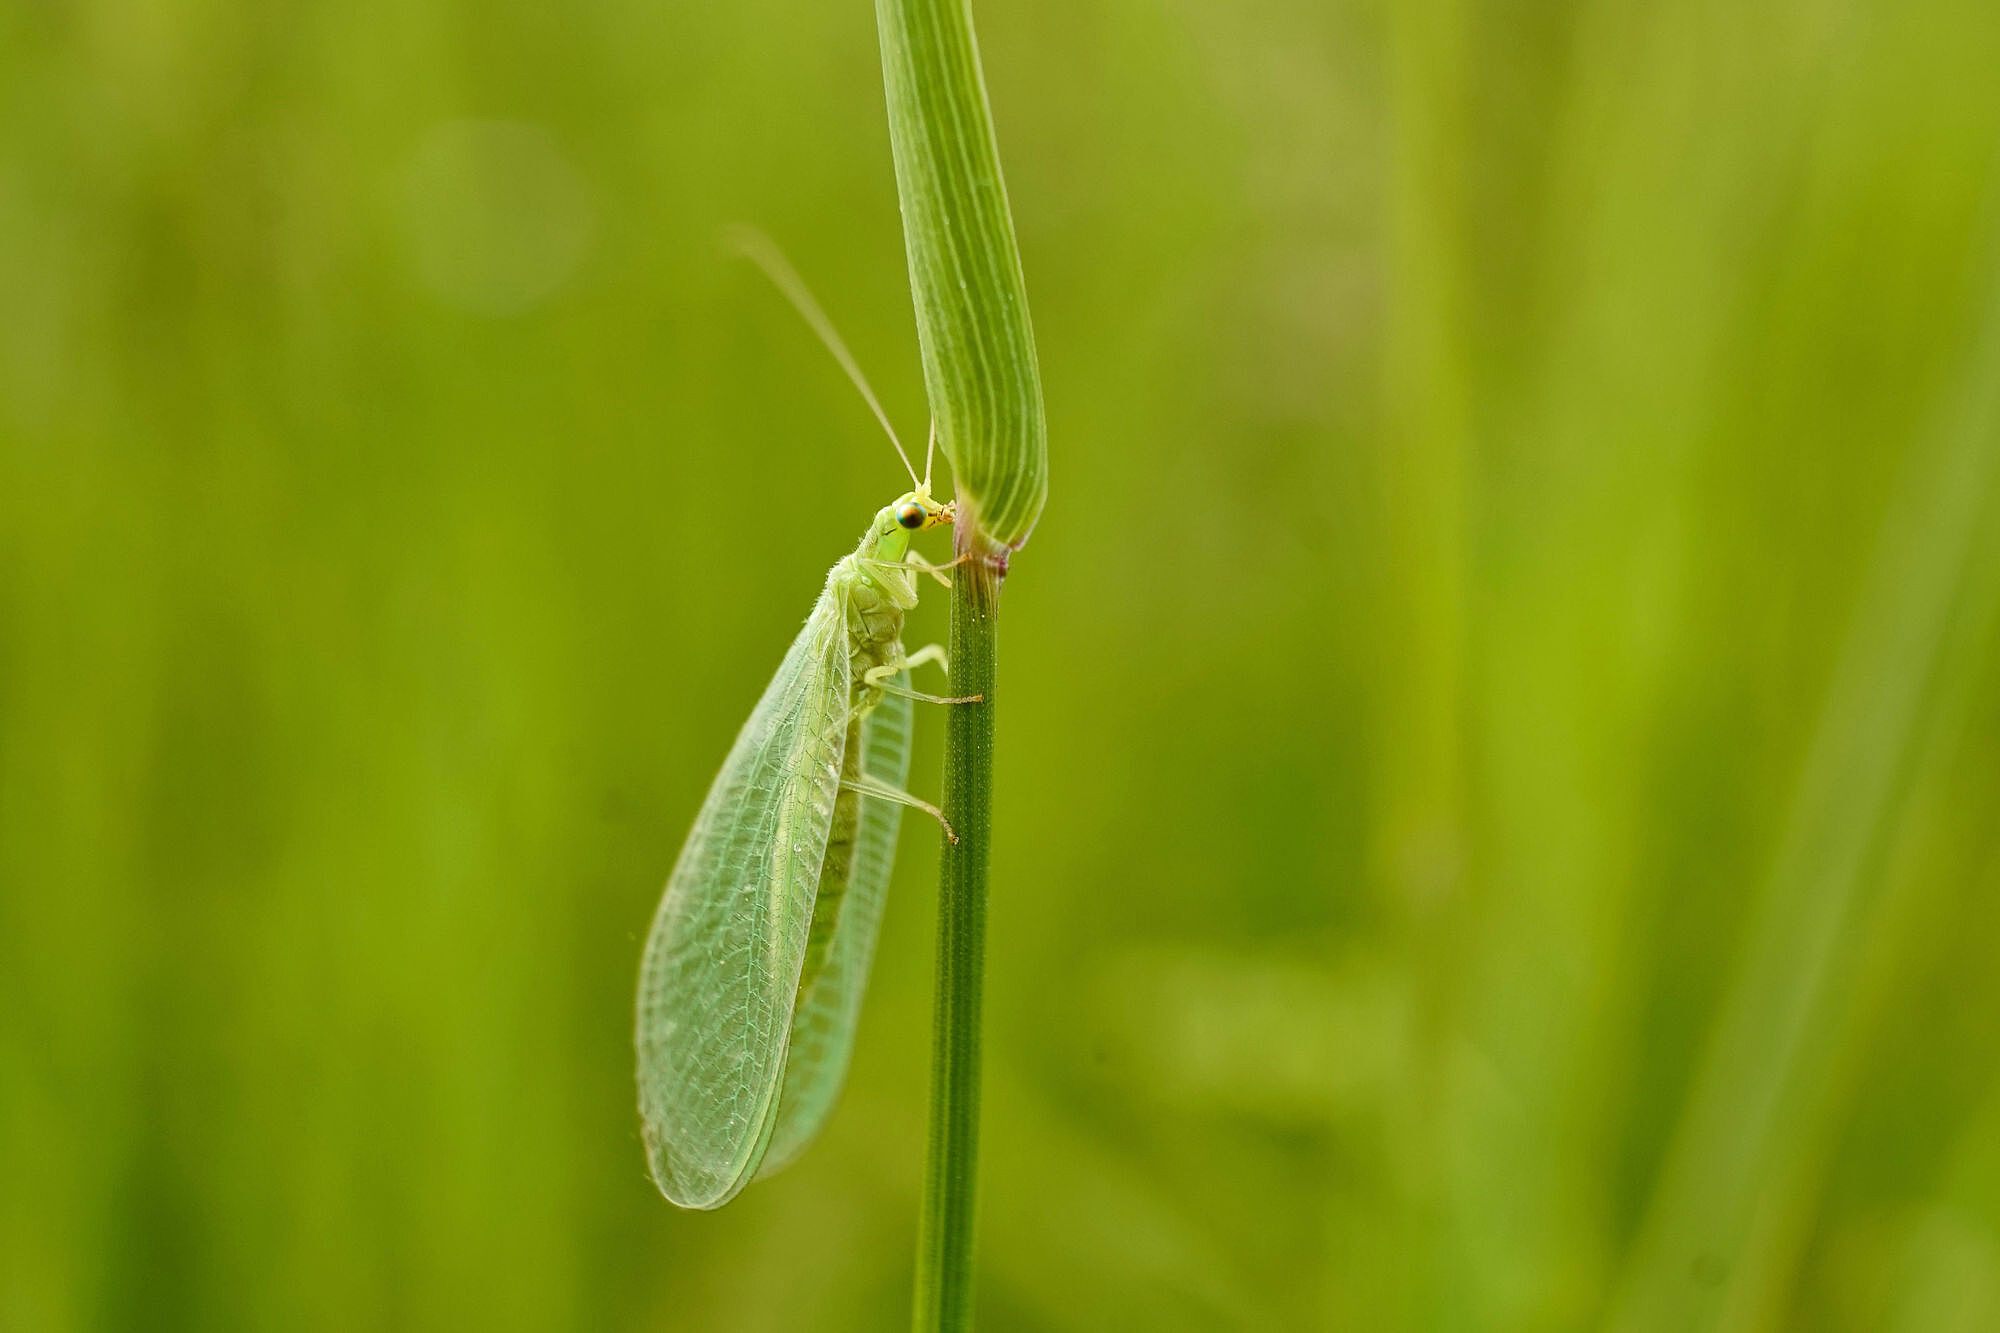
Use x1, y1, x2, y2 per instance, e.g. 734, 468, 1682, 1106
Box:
723, 226, 919, 490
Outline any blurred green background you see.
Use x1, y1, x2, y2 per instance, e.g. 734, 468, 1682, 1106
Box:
5, 0, 2000, 1328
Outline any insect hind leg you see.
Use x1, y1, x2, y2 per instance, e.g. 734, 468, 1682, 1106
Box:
841, 772, 959, 843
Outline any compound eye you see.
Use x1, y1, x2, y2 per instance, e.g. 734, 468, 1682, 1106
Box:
896, 501, 927, 530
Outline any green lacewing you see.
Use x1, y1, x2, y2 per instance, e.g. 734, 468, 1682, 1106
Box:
635, 234, 971, 1209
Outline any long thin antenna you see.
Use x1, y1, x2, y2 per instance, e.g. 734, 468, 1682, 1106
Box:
923, 419, 936, 492
723, 225, 919, 490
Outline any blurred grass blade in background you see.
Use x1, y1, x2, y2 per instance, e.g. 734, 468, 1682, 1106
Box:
1609, 221, 2000, 1333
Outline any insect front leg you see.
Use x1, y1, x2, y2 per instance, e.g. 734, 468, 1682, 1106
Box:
841, 771, 959, 844
858, 553, 968, 590
905, 552, 972, 589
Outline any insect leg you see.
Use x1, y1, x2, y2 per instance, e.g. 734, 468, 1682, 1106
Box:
899, 643, 950, 677
905, 553, 972, 588
841, 771, 959, 843
857, 554, 966, 589
872, 680, 984, 706
863, 658, 981, 705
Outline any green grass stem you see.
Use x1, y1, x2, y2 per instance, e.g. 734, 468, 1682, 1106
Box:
872, 0, 1044, 1326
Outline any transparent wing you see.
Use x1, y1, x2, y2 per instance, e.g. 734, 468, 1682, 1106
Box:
758, 676, 913, 1175
635, 591, 851, 1208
